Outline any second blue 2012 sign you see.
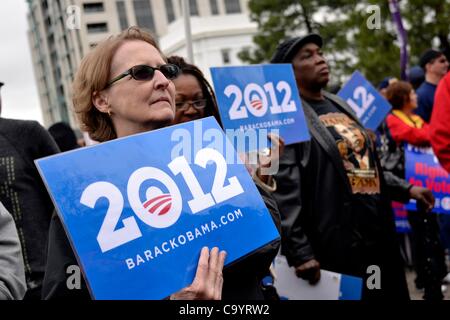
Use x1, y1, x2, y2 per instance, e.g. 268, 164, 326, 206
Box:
210, 64, 310, 152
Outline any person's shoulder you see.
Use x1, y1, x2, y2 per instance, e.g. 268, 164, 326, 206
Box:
386, 113, 395, 121
0, 118, 54, 148
322, 90, 340, 101
0, 117, 42, 130
416, 82, 427, 93
423, 81, 437, 92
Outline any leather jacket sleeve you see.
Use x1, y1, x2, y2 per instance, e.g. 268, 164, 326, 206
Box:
273, 144, 315, 267
383, 171, 412, 203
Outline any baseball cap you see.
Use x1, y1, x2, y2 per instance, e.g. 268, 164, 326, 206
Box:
419, 49, 443, 69
271, 34, 323, 63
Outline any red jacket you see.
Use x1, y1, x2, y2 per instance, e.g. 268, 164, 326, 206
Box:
386, 111, 430, 147
430, 72, 450, 173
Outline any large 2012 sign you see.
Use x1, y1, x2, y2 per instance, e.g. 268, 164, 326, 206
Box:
81, 148, 244, 252
36, 117, 280, 299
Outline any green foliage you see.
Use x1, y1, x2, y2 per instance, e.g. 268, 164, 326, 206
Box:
240, 0, 450, 85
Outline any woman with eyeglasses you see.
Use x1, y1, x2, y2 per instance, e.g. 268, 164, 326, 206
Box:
166, 56, 222, 126
42, 27, 226, 300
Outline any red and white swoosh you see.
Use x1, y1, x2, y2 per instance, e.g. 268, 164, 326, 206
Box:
251, 99, 263, 110
143, 193, 172, 216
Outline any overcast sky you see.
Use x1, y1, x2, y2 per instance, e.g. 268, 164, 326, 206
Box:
0, 0, 43, 124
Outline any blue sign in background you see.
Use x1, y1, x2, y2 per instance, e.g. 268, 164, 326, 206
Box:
36, 117, 280, 299
405, 144, 450, 214
392, 201, 411, 233
338, 71, 392, 131
210, 64, 310, 152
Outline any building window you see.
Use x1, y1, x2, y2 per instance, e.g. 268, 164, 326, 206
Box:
221, 49, 231, 64
225, 0, 241, 14
165, 0, 175, 23
116, 1, 129, 30
133, 0, 156, 32
189, 0, 199, 16
209, 0, 219, 15
83, 2, 104, 13
87, 22, 108, 34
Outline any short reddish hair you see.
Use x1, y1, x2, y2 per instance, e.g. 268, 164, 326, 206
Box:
386, 81, 413, 110
72, 26, 161, 142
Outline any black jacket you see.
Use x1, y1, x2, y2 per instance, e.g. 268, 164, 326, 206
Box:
0, 118, 59, 294
273, 92, 410, 299
42, 184, 281, 300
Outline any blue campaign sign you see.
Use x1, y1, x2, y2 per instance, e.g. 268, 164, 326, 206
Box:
404, 144, 450, 214
338, 71, 392, 131
392, 201, 411, 233
210, 64, 310, 152
35, 117, 280, 299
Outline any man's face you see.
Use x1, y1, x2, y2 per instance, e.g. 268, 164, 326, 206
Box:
334, 124, 364, 153
427, 54, 449, 78
292, 43, 330, 91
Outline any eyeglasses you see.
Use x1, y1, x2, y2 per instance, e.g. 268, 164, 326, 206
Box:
106, 64, 180, 88
175, 99, 207, 111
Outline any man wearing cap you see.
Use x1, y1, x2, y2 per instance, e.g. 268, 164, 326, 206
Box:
415, 49, 449, 123
271, 34, 419, 299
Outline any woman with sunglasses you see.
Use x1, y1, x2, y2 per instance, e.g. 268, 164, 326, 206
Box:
42, 27, 226, 300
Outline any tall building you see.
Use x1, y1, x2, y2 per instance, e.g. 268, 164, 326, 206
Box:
27, 0, 256, 128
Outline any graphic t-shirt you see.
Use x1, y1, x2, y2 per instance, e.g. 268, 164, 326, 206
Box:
307, 97, 384, 249
307, 98, 380, 194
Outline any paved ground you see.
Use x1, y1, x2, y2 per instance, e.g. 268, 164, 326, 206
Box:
406, 268, 450, 300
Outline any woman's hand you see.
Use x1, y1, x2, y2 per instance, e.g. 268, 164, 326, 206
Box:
170, 247, 226, 300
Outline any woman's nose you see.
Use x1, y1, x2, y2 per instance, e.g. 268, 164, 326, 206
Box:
153, 70, 170, 89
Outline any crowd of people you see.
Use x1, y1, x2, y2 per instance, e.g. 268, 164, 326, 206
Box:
0, 26, 449, 300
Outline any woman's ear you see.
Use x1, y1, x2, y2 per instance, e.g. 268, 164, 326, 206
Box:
92, 90, 109, 113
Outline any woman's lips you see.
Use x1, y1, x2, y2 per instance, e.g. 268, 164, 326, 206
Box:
153, 97, 170, 104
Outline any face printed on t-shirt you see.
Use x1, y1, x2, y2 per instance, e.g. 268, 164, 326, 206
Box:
319, 112, 380, 194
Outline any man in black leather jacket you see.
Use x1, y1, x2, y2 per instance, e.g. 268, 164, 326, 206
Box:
271, 34, 433, 300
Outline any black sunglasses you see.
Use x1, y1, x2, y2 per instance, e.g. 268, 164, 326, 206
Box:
106, 64, 180, 88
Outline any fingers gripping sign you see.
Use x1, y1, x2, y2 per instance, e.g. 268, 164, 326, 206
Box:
170, 247, 227, 300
